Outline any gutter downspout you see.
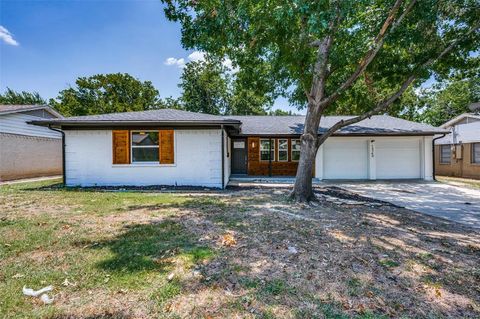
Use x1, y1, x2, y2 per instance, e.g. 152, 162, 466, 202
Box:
48, 125, 66, 185
432, 133, 446, 181
221, 125, 225, 189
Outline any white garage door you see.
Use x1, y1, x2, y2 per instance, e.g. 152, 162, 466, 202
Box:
323, 139, 368, 179
376, 139, 421, 179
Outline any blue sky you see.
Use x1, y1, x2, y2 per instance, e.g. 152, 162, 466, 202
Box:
0, 0, 296, 113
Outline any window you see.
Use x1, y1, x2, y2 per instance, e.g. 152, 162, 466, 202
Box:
131, 131, 159, 163
472, 143, 480, 164
260, 139, 275, 161
278, 139, 288, 161
440, 145, 451, 164
291, 139, 301, 161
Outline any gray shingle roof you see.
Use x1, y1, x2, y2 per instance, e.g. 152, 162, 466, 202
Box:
228, 115, 447, 135
0, 104, 62, 117
31, 108, 239, 125
30, 108, 447, 135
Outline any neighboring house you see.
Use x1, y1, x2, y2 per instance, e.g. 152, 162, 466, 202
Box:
0, 105, 63, 181
30, 109, 447, 188
434, 110, 480, 179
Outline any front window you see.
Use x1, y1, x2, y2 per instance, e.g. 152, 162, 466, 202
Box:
440, 145, 451, 164
291, 139, 301, 161
131, 131, 159, 163
260, 139, 275, 161
472, 143, 480, 164
278, 139, 288, 161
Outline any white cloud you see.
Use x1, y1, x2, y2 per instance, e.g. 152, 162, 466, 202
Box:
165, 50, 238, 72
164, 57, 185, 68
0, 26, 19, 46
188, 50, 206, 62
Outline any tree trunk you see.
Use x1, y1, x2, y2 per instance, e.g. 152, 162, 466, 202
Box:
292, 103, 322, 202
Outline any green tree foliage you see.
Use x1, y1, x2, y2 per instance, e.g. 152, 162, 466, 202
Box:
268, 109, 298, 116
50, 73, 162, 116
178, 58, 229, 114
0, 88, 46, 105
178, 57, 273, 115
420, 76, 480, 126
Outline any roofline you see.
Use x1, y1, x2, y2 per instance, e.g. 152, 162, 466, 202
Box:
232, 131, 449, 137
440, 113, 480, 128
0, 105, 63, 118
28, 119, 242, 128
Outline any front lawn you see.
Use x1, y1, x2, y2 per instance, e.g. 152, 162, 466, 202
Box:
1, 180, 479, 318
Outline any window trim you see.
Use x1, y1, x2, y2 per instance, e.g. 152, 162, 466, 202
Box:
291, 139, 301, 162
277, 139, 289, 162
439, 144, 451, 164
130, 130, 160, 164
259, 138, 275, 161
472, 143, 480, 164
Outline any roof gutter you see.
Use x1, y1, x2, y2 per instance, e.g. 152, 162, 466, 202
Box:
48, 125, 66, 185
432, 133, 447, 181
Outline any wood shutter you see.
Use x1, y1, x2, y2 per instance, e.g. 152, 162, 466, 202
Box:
159, 129, 174, 164
112, 130, 130, 164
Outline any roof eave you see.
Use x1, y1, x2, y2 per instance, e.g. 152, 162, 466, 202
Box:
28, 119, 241, 128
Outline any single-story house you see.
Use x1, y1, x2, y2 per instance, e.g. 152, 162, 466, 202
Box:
434, 109, 480, 179
0, 104, 63, 181
30, 108, 447, 188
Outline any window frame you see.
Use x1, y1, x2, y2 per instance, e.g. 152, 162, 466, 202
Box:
259, 138, 275, 161
277, 139, 289, 162
130, 130, 160, 164
291, 139, 301, 162
472, 143, 480, 164
439, 144, 451, 164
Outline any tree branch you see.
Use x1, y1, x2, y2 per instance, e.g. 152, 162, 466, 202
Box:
316, 24, 478, 146
308, 1, 342, 104
318, 0, 417, 108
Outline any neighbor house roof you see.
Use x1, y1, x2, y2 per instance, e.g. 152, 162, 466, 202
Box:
440, 113, 480, 129
30, 108, 447, 136
227, 115, 447, 136
0, 104, 63, 118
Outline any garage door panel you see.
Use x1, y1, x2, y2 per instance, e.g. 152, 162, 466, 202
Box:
376, 139, 421, 179
323, 139, 368, 179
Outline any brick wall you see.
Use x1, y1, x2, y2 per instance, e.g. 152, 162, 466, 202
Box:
0, 133, 62, 181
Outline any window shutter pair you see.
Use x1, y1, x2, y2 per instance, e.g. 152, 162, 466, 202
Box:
112, 130, 174, 164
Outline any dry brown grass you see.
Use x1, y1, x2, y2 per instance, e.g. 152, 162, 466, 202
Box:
1, 180, 479, 318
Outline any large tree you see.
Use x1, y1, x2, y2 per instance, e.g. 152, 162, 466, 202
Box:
418, 75, 480, 126
162, 0, 479, 201
178, 57, 273, 115
179, 58, 230, 114
50, 73, 162, 116
0, 88, 46, 105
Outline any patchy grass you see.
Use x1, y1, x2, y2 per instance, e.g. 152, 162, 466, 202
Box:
437, 175, 480, 190
1, 179, 479, 318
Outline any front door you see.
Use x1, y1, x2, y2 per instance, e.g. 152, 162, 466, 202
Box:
231, 138, 247, 174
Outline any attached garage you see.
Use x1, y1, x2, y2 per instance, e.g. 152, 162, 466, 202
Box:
376, 138, 421, 179
315, 136, 429, 181
322, 138, 369, 179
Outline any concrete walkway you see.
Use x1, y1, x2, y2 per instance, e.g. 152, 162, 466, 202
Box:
0, 175, 62, 185
331, 181, 480, 229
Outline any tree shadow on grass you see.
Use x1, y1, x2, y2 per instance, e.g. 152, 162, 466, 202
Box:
81, 219, 212, 274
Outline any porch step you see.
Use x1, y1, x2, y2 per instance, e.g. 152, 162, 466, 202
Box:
228, 176, 322, 186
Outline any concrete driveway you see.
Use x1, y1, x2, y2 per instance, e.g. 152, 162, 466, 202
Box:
331, 181, 480, 229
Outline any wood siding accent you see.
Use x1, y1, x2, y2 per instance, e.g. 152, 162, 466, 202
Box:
160, 129, 175, 164
112, 130, 130, 164
247, 137, 303, 176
